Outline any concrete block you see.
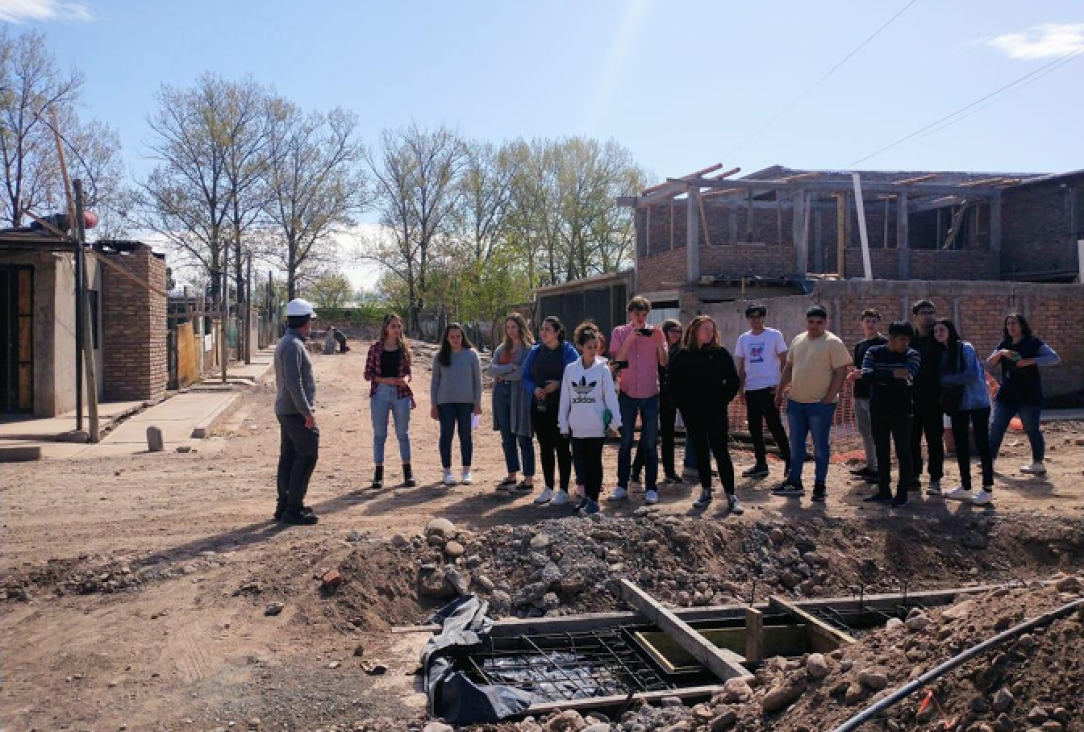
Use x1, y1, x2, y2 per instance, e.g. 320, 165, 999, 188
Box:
147, 425, 164, 452
0, 446, 43, 462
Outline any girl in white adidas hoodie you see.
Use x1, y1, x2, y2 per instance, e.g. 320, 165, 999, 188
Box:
559, 323, 622, 514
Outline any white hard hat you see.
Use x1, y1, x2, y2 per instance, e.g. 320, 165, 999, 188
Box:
285, 298, 316, 318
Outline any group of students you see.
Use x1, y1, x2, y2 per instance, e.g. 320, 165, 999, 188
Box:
845, 300, 1059, 507
271, 294, 1059, 525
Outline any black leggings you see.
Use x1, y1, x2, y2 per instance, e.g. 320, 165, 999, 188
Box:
951, 407, 993, 491
532, 405, 571, 491
685, 411, 735, 495
572, 437, 605, 501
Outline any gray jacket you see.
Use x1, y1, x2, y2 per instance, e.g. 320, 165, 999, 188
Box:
275, 329, 316, 417
431, 348, 483, 407
488, 342, 532, 437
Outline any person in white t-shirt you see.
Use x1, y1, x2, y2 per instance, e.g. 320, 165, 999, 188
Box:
734, 303, 791, 478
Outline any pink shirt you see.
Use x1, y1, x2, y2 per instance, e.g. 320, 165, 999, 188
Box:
610, 323, 663, 399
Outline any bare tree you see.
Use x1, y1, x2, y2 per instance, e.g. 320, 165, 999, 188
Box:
137, 74, 276, 303
361, 124, 467, 334
261, 102, 365, 300
0, 28, 122, 228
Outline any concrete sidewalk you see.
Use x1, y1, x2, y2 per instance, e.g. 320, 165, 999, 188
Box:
0, 400, 146, 442
1, 349, 275, 460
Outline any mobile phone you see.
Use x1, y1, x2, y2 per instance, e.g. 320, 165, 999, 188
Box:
638, 328, 653, 336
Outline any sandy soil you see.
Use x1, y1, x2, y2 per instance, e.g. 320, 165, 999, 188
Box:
2, 342, 1082, 731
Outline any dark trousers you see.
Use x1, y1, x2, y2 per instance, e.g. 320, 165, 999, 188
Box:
632, 393, 678, 477
745, 387, 791, 467
533, 405, 572, 491
276, 414, 320, 511
951, 407, 994, 491
685, 411, 736, 495
911, 402, 944, 482
872, 411, 912, 499
438, 403, 474, 468
572, 437, 606, 501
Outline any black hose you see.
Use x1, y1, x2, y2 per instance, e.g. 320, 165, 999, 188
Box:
831, 596, 1084, 732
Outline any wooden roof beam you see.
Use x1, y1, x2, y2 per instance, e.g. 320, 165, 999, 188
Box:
641, 163, 724, 194
674, 176, 1001, 197
893, 173, 939, 185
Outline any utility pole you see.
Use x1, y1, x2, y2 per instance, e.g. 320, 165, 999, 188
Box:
74, 180, 100, 442
220, 244, 228, 384
245, 250, 253, 364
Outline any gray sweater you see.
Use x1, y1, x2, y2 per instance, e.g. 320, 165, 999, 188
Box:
274, 329, 316, 417
431, 348, 483, 408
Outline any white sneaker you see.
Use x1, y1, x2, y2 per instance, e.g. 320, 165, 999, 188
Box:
972, 489, 994, 506
645, 490, 659, 505
461, 470, 473, 485
946, 487, 973, 501
442, 470, 457, 486
534, 487, 555, 505
607, 486, 628, 502
551, 490, 570, 506
926, 480, 942, 496
1020, 462, 1047, 475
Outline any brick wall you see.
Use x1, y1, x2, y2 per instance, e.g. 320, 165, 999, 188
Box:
1001, 177, 1082, 278
692, 279, 1083, 406
102, 245, 168, 401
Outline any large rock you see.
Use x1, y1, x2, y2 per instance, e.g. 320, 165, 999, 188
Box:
806, 653, 830, 680
992, 687, 1015, 713
443, 541, 465, 558
530, 533, 552, 551
422, 723, 454, 732
1054, 575, 1082, 594
858, 668, 889, 691
418, 569, 456, 599
721, 677, 753, 703
905, 613, 931, 632
546, 709, 586, 731
426, 518, 456, 538
710, 710, 737, 731
942, 599, 977, 621
761, 678, 806, 713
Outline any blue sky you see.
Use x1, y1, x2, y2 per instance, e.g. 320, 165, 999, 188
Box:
5, 0, 1082, 181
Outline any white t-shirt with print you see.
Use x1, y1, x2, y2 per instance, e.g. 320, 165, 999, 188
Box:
735, 328, 788, 391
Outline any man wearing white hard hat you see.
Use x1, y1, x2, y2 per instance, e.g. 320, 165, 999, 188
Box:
274, 298, 321, 524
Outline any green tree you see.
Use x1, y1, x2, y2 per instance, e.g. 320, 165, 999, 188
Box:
305, 272, 354, 309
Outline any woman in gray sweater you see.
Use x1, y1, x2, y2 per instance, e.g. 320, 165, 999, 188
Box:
487, 313, 536, 494
430, 323, 483, 486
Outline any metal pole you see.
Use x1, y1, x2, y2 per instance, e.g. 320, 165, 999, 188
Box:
74, 235, 83, 431
244, 250, 253, 364
851, 173, 873, 280
220, 244, 228, 384
73, 180, 100, 443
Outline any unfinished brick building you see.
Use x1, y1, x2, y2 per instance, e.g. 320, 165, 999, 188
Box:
604, 164, 1084, 404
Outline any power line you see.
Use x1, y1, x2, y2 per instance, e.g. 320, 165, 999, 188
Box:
723, 0, 919, 159
849, 48, 1083, 165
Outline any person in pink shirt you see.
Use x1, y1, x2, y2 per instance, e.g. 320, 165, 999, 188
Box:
607, 296, 668, 505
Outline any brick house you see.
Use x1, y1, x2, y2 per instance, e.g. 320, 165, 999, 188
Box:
1, 234, 168, 417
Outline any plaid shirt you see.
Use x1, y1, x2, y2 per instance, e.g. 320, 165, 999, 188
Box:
364, 340, 414, 399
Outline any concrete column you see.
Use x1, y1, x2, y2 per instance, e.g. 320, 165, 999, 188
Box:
897, 192, 910, 279
686, 187, 700, 284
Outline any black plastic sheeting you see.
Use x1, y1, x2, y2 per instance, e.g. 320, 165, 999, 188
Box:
422, 596, 535, 725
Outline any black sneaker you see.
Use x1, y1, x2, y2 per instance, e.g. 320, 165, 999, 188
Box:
370, 477, 383, 489
892, 495, 910, 508
664, 473, 683, 484
693, 489, 714, 508
864, 493, 893, 503
850, 466, 877, 478
274, 503, 286, 521
742, 464, 770, 478
811, 485, 827, 503
283, 509, 319, 525
404, 477, 418, 488
771, 481, 805, 497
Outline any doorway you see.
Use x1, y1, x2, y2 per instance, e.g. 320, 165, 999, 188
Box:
1, 266, 34, 413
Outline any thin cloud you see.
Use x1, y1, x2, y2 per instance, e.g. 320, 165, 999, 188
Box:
0, 0, 92, 23
985, 23, 1084, 60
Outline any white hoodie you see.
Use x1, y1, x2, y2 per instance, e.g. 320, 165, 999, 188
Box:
558, 357, 623, 438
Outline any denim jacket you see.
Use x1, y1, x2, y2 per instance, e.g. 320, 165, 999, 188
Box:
940, 341, 990, 412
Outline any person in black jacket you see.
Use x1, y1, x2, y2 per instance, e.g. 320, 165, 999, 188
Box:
908, 299, 945, 495
860, 322, 921, 507
670, 315, 743, 514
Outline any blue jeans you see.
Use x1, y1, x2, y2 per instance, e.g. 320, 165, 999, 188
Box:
786, 400, 836, 487
501, 426, 535, 477
618, 394, 659, 489
371, 384, 411, 464
438, 403, 474, 468
988, 400, 1044, 463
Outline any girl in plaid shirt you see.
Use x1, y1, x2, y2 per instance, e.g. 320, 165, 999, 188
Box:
364, 314, 417, 488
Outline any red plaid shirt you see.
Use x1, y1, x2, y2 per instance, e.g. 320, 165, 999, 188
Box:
364, 340, 414, 399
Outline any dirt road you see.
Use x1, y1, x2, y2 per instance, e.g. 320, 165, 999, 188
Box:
2, 343, 1082, 731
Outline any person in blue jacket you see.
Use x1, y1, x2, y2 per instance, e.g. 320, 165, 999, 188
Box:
522, 316, 579, 506
934, 319, 994, 506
